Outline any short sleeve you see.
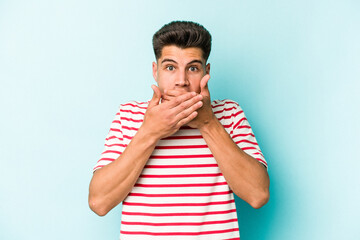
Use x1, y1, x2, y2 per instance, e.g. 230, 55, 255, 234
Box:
93, 107, 126, 172
229, 103, 268, 169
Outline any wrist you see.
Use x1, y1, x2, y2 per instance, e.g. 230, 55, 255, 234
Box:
199, 115, 220, 134
136, 125, 161, 146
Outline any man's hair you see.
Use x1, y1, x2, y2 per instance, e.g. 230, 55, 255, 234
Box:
152, 21, 212, 62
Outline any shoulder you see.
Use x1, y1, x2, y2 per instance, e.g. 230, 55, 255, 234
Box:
115, 101, 147, 126
115, 101, 148, 119
211, 99, 243, 113
211, 99, 246, 127
119, 100, 149, 110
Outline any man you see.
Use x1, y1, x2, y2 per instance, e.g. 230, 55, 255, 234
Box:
89, 21, 269, 239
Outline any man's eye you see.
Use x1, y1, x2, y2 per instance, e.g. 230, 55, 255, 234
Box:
189, 66, 198, 71
166, 66, 174, 71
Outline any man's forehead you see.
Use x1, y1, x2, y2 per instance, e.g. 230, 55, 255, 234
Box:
158, 45, 205, 64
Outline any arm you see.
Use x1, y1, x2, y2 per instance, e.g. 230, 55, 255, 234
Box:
88, 86, 203, 216
88, 127, 158, 216
165, 75, 270, 208
199, 117, 270, 209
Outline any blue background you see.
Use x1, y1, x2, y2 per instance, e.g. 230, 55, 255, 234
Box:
1, 0, 359, 239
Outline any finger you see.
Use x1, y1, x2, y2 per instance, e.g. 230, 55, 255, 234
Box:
172, 97, 203, 122
148, 85, 161, 108
162, 94, 174, 102
176, 111, 198, 128
165, 89, 193, 97
164, 91, 199, 109
162, 90, 196, 102
200, 74, 210, 95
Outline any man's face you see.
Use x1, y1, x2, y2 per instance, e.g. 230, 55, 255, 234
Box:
152, 45, 210, 94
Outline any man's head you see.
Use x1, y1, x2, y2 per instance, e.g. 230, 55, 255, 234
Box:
152, 21, 212, 62
152, 21, 212, 94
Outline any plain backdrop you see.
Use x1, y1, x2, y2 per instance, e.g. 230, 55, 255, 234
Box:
0, 0, 359, 239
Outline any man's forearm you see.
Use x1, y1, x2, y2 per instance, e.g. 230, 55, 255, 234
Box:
88, 128, 158, 216
200, 118, 270, 209
88, 89, 203, 216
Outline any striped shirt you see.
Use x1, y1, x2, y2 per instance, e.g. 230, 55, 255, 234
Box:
94, 99, 267, 240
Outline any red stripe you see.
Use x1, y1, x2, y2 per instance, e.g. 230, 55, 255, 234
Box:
112, 120, 121, 124
144, 164, 218, 168
97, 157, 115, 162
222, 122, 234, 128
211, 100, 239, 108
235, 139, 258, 146
134, 182, 228, 188
237, 125, 251, 129
102, 150, 122, 154
121, 218, 238, 226
241, 146, 258, 151
217, 110, 243, 121
120, 117, 143, 123
128, 190, 232, 198
213, 106, 237, 114
239, 146, 265, 159
123, 126, 139, 131
233, 117, 247, 129
133, 100, 148, 105
155, 145, 208, 149
140, 173, 222, 178
253, 152, 265, 158
120, 228, 239, 236
120, 109, 145, 115
105, 135, 123, 141
123, 135, 133, 140
123, 199, 235, 207
232, 133, 255, 138
150, 154, 213, 159
256, 158, 267, 166
162, 135, 202, 140
121, 103, 148, 109
224, 238, 241, 240
212, 102, 227, 108
122, 208, 236, 217
104, 143, 127, 147
229, 125, 251, 135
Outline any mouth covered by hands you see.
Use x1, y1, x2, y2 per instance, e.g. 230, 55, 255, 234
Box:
161, 74, 216, 129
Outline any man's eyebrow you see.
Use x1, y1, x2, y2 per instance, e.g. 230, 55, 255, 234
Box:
161, 59, 177, 64
187, 59, 204, 65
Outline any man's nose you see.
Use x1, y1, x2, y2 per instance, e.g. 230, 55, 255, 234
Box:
175, 71, 189, 87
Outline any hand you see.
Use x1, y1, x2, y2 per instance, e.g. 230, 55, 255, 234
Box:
163, 74, 216, 129
141, 85, 203, 140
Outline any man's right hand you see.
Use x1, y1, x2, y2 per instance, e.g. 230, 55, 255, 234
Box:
89, 85, 203, 216
141, 85, 203, 140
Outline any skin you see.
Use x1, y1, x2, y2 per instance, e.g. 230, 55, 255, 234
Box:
88, 45, 270, 216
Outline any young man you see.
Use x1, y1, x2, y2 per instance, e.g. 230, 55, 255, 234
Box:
89, 21, 270, 239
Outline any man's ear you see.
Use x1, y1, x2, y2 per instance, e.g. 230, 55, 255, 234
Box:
152, 61, 158, 82
205, 63, 210, 74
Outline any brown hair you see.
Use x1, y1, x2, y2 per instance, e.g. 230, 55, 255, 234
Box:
152, 21, 212, 62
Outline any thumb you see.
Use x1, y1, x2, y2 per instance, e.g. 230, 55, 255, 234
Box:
200, 74, 210, 95
149, 84, 161, 107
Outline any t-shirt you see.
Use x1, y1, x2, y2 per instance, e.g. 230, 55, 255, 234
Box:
93, 99, 267, 240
